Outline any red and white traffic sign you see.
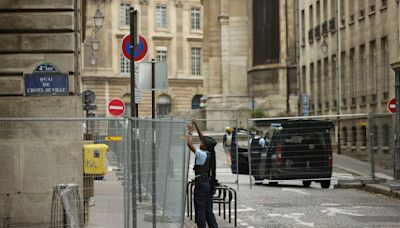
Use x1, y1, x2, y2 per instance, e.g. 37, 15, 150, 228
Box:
108, 99, 125, 116
388, 98, 396, 113
121, 34, 148, 62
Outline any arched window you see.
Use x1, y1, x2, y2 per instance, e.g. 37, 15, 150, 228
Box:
342, 127, 347, 146
361, 126, 367, 147
382, 124, 390, 147
192, 95, 202, 109
351, 126, 357, 146
157, 94, 172, 117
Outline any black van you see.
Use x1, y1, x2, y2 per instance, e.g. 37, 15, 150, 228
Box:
253, 120, 334, 188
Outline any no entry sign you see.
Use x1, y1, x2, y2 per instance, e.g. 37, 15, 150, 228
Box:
388, 98, 396, 113
121, 34, 148, 62
108, 99, 125, 116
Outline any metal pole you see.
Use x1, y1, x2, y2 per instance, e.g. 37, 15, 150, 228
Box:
393, 65, 400, 180
129, 7, 137, 228
236, 118, 239, 191
124, 119, 130, 228
295, 0, 301, 116
368, 112, 376, 179
247, 119, 252, 189
336, 0, 341, 155
151, 59, 157, 227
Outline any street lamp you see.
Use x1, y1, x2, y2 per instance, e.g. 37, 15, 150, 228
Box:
90, 56, 97, 66
94, 9, 104, 30
91, 39, 100, 51
321, 39, 328, 54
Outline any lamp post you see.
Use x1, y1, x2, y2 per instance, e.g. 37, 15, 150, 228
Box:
91, 39, 100, 51
321, 39, 328, 55
94, 9, 104, 31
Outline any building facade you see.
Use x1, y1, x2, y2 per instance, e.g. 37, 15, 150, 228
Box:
299, 0, 400, 167
0, 0, 85, 226
82, 0, 204, 119
201, 0, 298, 130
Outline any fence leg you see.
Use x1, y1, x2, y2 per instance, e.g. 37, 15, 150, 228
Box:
368, 112, 376, 180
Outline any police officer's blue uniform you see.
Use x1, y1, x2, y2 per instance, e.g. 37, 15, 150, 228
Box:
194, 148, 218, 228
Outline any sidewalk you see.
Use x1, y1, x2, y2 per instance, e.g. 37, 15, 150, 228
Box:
333, 153, 400, 198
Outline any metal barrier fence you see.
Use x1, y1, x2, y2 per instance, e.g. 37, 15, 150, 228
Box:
246, 113, 395, 188
0, 118, 188, 228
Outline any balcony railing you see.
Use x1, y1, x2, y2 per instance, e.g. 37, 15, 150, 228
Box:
308, 29, 314, 43
322, 21, 328, 36
314, 26, 321, 40
329, 18, 336, 33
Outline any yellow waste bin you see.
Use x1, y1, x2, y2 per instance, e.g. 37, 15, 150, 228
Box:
83, 144, 109, 176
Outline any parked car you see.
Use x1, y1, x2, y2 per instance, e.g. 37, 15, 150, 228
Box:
252, 120, 334, 188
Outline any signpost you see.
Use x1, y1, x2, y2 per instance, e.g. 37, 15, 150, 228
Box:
121, 34, 148, 62
388, 98, 396, 113
108, 99, 125, 116
24, 63, 68, 96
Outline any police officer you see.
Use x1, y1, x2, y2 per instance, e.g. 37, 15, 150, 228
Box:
187, 119, 218, 228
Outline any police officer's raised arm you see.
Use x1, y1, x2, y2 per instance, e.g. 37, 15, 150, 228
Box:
192, 119, 205, 145
187, 124, 196, 153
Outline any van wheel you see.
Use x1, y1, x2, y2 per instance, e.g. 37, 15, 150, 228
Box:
302, 181, 312, 188
321, 180, 331, 189
269, 181, 278, 186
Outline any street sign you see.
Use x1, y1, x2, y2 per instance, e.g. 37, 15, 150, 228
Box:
25, 63, 68, 96
135, 88, 142, 104
388, 98, 396, 113
108, 99, 125, 116
105, 136, 122, 141
138, 62, 168, 91
121, 34, 148, 62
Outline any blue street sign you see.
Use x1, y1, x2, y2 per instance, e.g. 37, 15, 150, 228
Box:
24, 63, 68, 96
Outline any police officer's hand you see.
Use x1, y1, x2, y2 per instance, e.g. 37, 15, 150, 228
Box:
187, 124, 193, 133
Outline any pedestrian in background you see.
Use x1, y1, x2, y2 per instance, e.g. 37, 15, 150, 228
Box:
223, 127, 233, 166
187, 119, 219, 228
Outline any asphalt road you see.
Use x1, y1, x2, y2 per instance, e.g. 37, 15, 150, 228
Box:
188, 143, 400, 228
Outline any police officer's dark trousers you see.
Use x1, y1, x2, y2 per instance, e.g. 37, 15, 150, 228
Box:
194, 178, 218, 228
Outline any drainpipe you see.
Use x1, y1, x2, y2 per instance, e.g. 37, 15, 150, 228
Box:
285, 0, 291, 114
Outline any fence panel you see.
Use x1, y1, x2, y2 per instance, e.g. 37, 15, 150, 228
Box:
245, 114, 395, 188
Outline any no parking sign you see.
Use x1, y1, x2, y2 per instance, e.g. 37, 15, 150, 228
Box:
121, 34, 148, 62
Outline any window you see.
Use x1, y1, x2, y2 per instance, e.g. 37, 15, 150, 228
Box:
361, 126, 367, 147
352, 126, 357, 146
156, 46, 168, 62
382, 124, 390, 147
340, 0, 345, 25
309, 4, 314, 28
381, 0, 387, 8
191, 8, 201, 30
350, 48, 356, 102
330, 0, 336, 19
359, 0, 365, 18
359, 45, 366, 101
310, 63, 315, 108
120, 53, 130, 74
301, 65, 307, 94
381, 37, 389, 100
369, 0, 376, 13
301, 10, 305, 44
323, 0, 328, 21
155, 5, 167, 28
331, 55, 337, 107
191, 48, 201, 75
323, 58, 329, 107
192, 95, 202, 109
369, 40, 377, 99
317, 60, 322, 110
120, 3, 131, 26
157, 95, 171, 116
342, 127, 348, 145
349, 1, 355, 22
341, 52, 346, 105
316, 1, 321, 24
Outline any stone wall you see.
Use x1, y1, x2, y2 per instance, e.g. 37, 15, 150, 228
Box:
0, 97, 83, 227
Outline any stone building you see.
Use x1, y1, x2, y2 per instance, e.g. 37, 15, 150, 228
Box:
201, 0, 298, 130
299, 0, 400, 168
82, 0, 204, 119
0, 0, 85, 226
